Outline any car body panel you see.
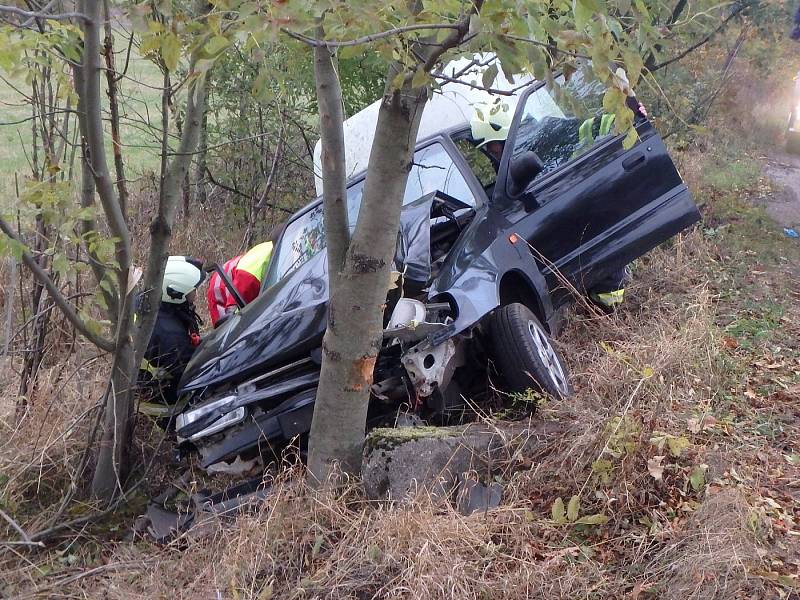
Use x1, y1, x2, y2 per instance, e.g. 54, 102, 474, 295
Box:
491, 81, 699, 299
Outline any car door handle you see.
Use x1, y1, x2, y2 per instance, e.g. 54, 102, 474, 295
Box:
622, 153, 645, 171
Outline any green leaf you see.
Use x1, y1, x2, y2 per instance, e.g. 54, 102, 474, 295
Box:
575, 514, 609, 525
390, 71, 406, 91
551, 497, 566, 523
573, 0, 593, 29
602, 87, 625, 115
161, 32, 180, 72
411, 68, 429, 89
204, 35, 230, 57
591, 458, 613, 484
99, 276, 116, 296
567, 494, 580, 522
667, 436, 690, 458
689, 465, 706, 491
52, 253, 70, 278
481, 63, 498, 90
623, 126, 639, 149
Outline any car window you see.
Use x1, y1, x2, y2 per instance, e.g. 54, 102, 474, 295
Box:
453, 137, 496, 192
511, 74, 608, 177
265, 142, 475, 287
346, 142, 475, 228
263, 203, 325, 288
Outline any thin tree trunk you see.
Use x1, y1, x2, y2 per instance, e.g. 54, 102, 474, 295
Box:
102, 0, 130, 218
132, 61, 208, 370
308, 72, 428, 483
193, 89, 209, 207
79, 0, 136, 501
72, 61, 118, 320
312, 40, 349, 285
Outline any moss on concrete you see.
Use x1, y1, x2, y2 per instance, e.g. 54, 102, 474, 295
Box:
364, 425, 465, 453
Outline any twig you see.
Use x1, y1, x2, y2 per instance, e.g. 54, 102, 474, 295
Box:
281, 23, 460, 48
502, 34, 592, 60
205, 167, 294, 214
0, 109, 77, 126
0, 507, 41, 547
431, 71, 530, 96
0, 217, 115, 351
650, 4, 748, 72
0, 4, 88, 23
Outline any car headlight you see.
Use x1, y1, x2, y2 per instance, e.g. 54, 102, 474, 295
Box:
175, 394, 237, 432
186, 406, 247, 441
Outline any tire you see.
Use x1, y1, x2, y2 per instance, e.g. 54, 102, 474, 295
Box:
488, 303, 572, 400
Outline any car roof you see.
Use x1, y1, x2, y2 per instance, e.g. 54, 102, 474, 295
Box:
313, 53, 536, 196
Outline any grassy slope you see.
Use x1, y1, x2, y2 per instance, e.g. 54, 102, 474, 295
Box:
0, 32, 163, 208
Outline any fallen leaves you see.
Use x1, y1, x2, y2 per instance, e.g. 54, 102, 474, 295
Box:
687, 414, 718, 433
647, 455, 665, 480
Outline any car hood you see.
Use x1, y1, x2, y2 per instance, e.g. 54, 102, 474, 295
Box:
179, 194, 439, 394
179, 250, 330, 392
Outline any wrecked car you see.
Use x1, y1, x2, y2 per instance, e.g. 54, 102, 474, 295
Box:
173, 65, 700, 472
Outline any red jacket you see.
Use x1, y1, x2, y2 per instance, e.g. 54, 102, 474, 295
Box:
207, 241, 273, 327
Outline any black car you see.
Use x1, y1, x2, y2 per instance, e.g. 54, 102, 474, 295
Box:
173, 73, 700, 471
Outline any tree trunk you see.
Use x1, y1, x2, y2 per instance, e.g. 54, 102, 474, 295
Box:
305, 3, 481, 484
312, 39, 349, 293
102, 1, 130, 219
132, 72, 207, 369
91, 301, 136, 500
307, 70, 428, 483
193, 90, 209, 207
79, 0, 136, 500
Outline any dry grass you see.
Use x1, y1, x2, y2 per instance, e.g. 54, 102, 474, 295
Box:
3, 221, 787, 599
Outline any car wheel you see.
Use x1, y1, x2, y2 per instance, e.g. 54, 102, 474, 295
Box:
489, 303, 572, 400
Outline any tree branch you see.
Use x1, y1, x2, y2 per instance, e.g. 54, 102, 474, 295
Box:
0, 109, 76, 126
133, 0, 210, 364
501, 34, 592, 60
205, 167, 293, 214
650, 4, 749, 72
79, 0, 131, 320
282, 23, 460, 48
0, 217, 115, 352
314, 22, 350, 285
0, 4, 87, 23
431, 71, 529, 96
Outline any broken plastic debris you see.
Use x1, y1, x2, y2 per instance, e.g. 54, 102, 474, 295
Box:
784, 227, 799, 238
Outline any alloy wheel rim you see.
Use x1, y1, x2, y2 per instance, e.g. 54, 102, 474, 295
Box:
527, 319, 569, 395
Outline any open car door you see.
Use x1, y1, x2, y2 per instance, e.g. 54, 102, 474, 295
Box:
493, 73, 700, 303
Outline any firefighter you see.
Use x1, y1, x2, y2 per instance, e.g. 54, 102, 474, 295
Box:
207, 241, 273, 328
206, 225, 285, 328
138, 256, 205, 409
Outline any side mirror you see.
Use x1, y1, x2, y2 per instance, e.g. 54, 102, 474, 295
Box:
509, 151, 544, 195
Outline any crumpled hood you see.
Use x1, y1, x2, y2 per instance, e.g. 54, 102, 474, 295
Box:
179, 194, 439, 394
179, 251, 330, 393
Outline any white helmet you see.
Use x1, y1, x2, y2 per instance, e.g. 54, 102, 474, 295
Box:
470, 101, 513, 147
162, 256, 205, 304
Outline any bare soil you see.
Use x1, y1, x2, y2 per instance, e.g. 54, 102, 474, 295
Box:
763, 150, 800, 228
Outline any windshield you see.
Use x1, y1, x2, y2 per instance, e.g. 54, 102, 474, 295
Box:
264, 142, 475, 288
